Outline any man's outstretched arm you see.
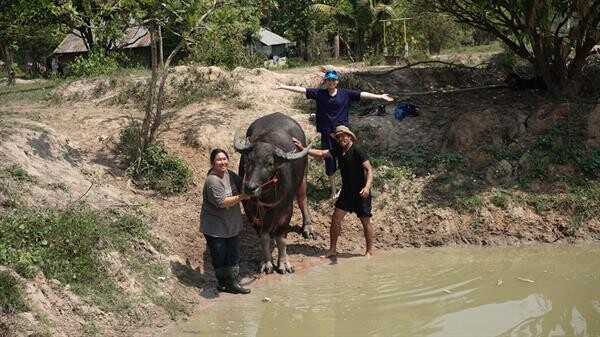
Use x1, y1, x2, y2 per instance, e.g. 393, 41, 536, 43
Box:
292, 138, 331, 158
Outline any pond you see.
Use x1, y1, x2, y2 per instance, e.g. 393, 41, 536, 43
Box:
164, 244, 600, 337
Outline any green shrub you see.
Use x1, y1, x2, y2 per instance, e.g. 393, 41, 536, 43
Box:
189, 31, 264, 69
0, 271, 29, 314
70, 50, 119, 77
127, 144, 193, 194
116, 121, 192, 194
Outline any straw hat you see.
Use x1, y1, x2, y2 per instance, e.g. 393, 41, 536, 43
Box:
330, 125, 356, 141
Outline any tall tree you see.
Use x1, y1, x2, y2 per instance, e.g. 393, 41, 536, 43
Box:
429, 0, 600, 96
49, 0, 133, 52
0, 0, 20, 85
133, 0, 221, 155
270, 0, 316, 61
312, 0, 395, 59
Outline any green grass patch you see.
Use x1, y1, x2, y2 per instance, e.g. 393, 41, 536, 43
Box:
375, 144, 464, 175
483, 144, 523, 161
306, 159, 332, 204
166, 75, 240, 108
490, 189, 511, 209
116, 121, 193, 195
440, 41, 503, 54
0, 207, 151, 309
454, 195, 487, 213
0, 80, 63, 104
4, 164, 37, 183
525, 194, 556, 212
0, 271, 29, 314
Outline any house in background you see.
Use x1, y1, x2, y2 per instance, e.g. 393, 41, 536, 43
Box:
255, 28, 291, 59
52, 26, 152, 73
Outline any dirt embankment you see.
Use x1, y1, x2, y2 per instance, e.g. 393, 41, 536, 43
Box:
1, 63, 599, 336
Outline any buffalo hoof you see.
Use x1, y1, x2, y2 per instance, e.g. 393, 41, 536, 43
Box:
276, 261, 295, 274
259, 261, 274, 274
302, 225, 316, 240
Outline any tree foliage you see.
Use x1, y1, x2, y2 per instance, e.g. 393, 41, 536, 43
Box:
429, 0, 600, 95
311, 0, 396, 59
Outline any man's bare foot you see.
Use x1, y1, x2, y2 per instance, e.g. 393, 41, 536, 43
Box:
330, 190, 340, 199
365, 251, 373, 257
320, 250, 337, 259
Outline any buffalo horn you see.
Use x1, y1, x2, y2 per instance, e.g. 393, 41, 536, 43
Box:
274, 139, 316, 161
233, 130, 252, 152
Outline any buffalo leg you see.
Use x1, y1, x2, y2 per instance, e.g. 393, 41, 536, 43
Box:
296, 173, 315, 239
259, 233, 274, 274
275, 235, 294, 274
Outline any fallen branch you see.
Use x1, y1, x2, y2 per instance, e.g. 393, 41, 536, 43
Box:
357, 60, 490, 76
394, 83, 507, 98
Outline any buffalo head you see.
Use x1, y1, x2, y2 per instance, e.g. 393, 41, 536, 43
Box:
234, 131, 312, 197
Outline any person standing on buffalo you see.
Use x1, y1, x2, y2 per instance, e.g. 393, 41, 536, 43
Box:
292, 125, 374, 258
276, 68, 392, 199
200, 148, 252, 294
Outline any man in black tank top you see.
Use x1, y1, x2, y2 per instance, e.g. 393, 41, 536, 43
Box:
292, 125, 374, 258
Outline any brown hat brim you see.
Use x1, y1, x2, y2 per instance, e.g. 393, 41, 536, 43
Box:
330, 130, 357, 142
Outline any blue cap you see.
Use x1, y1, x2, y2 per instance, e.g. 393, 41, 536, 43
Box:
323, 70, 339, 80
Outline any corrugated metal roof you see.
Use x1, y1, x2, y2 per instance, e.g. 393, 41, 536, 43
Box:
259, 28, 291, 46
53, 26, 150, 54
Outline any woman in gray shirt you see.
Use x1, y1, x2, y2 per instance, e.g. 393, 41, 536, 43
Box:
200, 149, 251, 294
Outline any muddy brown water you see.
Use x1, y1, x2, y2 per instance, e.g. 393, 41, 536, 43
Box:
164, 244, 600, 337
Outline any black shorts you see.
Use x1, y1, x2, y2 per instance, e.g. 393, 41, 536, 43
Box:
335, 190, 372, 218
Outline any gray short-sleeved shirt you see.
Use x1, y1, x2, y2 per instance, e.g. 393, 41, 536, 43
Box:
199, 169, 244, 238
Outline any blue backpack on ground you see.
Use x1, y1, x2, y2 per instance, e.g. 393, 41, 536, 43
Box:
394, 100, 418, 120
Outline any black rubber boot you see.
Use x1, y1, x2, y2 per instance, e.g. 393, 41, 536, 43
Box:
215, 267, 228, 292
224, 266, 250, 294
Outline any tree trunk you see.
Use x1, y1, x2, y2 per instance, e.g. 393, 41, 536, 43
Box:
334, 33, 340, 59
340, 33, 355, 62
158, 25, 164, 67
3, 44, 15, 86
138, 24, 159, 156
137, 0, 219, 157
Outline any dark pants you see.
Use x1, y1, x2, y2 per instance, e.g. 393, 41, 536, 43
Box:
204, 234, 240, 269
321, 131, 340, 176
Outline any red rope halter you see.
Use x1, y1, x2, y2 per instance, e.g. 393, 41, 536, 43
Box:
243, 170, 280, 226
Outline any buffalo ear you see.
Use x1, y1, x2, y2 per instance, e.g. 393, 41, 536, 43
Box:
233, 130, 252, 153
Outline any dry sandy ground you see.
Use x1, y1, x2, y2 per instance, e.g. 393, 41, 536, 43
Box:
1, 62, 599, 336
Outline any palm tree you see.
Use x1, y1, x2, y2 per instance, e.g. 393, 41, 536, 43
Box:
312, 0, 395, 59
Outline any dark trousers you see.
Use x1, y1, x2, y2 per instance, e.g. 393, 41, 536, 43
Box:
204, 234, 240, 269
321, 131, 340, 176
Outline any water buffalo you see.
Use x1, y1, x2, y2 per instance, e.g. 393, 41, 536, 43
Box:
234, 112, 315, 274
